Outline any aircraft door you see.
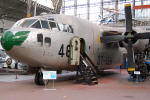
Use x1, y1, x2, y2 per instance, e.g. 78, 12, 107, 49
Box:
69, 37, 80, 66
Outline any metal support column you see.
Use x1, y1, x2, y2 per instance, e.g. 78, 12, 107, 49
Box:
115, 0, 118, 23
87, 0, 90, 20
132, 0, 135, 26
74, 0, 77, 16
34, 1, 37, 16
100, 0, 103, 19
27, 0, 32, 17
62, 0, 65, 14
132, 0, 135, 19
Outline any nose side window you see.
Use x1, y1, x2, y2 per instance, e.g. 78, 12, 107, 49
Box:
45, 37, 51, 47
37, 34, 43, 46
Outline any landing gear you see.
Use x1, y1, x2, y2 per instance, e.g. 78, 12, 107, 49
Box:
128, 52, 148, 82
34, 71, 44, 85
57, 70, 62, 74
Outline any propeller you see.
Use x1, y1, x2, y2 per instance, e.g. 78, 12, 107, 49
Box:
100, 4, 150, 70
134, 32, 150, 39
125, 4, 135, 69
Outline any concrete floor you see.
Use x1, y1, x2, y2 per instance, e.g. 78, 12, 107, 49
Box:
0, 69, 150, 100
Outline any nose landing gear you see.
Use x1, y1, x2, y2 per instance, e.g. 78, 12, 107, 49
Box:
34, 71, 44, 85
34, 68, 50, 85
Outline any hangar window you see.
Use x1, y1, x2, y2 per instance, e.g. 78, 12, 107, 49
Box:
49, 21, 58, 31
31, 21, 41, 29
21, 19, 37, 28
41, 20, 50, 29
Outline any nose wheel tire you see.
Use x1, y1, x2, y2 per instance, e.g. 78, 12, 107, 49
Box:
35, 72, 40, 85
34, 71, 44, 85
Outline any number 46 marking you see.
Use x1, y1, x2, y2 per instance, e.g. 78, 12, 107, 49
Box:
58, 44, 70, 57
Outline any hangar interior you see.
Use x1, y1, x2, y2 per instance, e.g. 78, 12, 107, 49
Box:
0, 0, 149, 75
1, 0, 150, 33
0, 0, 150, 27
0, 0, 150, 80
61, 0, 150, 26
0, 0, 150, 100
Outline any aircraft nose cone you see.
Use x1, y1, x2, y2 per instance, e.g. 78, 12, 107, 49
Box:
1, 31, 30, 51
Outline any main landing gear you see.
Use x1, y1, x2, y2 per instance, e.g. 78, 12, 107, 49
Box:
128, 52, 148, 82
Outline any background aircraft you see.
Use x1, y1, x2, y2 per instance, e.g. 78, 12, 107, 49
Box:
1, 4, 150, 85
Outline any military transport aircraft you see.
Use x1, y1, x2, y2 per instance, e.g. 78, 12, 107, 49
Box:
1, 4, 150, 85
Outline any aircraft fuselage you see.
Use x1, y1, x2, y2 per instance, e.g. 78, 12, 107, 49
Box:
1, 14, 124, 71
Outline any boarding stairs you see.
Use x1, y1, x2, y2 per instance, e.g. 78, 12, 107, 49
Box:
76, 52, 98, 85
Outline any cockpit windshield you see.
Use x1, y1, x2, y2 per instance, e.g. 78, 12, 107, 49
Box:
31, 21, 41, 29
12, 17, 73, 33
20, 19, 37, 28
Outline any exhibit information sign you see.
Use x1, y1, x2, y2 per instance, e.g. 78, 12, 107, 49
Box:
43, 71, 57, 80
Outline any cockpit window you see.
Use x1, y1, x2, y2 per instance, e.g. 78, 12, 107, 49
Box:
49, 21, 58, 31
67, 25, 74, 33
58, 24, 67, 32
41, 20, 49, 29
58, 24, 74, 33
21, 19, 37, 28
31, 21, 41, 29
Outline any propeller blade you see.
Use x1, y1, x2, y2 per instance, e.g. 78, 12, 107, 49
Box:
134, 32, 150, 39
100, 35, 125, 43
127, 41, 135, 68
125, 4, 132, 33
